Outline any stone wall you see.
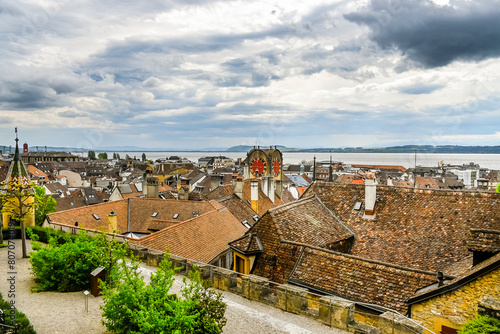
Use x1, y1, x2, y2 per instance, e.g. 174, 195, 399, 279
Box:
411, 267, 500, 333
130, 245, 427, 334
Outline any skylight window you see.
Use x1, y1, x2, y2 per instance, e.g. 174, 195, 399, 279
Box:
354, 202, 362, 211
242, 221, 251, 229
151, 212, 158, 218
173, 214, 179, 219
252, 215, 259, 221
192, 211, 199, 217
92, 214, 100, 220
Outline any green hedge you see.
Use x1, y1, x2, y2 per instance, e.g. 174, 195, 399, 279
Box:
0, 292, 36, 334
2, 226, 78, 244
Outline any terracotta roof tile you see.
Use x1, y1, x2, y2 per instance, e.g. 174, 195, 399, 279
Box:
304, 183, 500, 273
467, 229, 500, 253
136, 208, 247, 263
288, 245, 436, 313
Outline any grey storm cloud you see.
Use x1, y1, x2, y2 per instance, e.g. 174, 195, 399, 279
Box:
344, 0, 500, 68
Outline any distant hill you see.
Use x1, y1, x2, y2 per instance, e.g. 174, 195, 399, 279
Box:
226, 145, 288, 152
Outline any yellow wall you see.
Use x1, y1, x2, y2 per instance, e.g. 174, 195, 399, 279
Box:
233, 253, 256, 275
411, 267, 500, 333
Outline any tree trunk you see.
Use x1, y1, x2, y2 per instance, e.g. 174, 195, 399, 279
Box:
21, 219, 27, 258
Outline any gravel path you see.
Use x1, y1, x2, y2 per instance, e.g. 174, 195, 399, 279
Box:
1, 240, 347, 334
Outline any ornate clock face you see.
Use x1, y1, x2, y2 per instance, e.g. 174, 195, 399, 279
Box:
251, 158, 266, 177
272, 157, 281, 176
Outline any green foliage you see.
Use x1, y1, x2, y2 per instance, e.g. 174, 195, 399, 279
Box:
101, 258, 227, 334
496, 183, 500, 193
33, 185, 57, 226
112, 152, 121, 159
0, 292, 36, 334
0, 243, 7, 248
459, 316, 500, 334
142, 153, 146, 161
98, 152, 108, 159
29, 231, 127, 292
88, 150, 96, 160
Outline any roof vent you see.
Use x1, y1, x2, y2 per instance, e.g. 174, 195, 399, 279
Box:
173, 214, 179, 219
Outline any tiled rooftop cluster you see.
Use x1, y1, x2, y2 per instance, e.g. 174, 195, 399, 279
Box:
304, 183, 500, 273
288, 245, 437, 313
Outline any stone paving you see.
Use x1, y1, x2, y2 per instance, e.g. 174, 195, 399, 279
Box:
0, 239, 348, 334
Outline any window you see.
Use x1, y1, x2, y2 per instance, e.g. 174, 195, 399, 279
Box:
172, 214, 179, 219
92, 214, 100, 220
252, 215, 259, 221
192, 211, 199, 217
241, 221, 251, 229
151, 212, 158, 218
353, 202, 362, 211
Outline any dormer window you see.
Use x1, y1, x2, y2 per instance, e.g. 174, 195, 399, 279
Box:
92, 214, 100, 220
151, 212, 158, 218
241, 221, 251, 229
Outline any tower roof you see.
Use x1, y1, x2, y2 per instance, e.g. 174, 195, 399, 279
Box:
4, 129, 31, 187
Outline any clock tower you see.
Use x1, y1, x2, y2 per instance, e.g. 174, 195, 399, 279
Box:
244, 146, 283, 200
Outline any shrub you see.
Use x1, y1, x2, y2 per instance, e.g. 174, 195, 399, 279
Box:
0, 292, 36, 334
29, 231, 127, 292
101, 258, 227, 334
459, 316, 500, 334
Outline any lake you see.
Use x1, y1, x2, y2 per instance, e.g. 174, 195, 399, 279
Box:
104, 151, 500, 170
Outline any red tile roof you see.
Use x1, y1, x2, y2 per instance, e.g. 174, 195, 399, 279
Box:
304, 183, 500, 273
136, 207, 247, 263
288, 245, 436, 313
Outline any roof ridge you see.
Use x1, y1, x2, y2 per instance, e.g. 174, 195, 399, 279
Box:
138, 208, 219, 242
283, 240, 440, 277
47, 198, 128, 215
268, 194, 316, 213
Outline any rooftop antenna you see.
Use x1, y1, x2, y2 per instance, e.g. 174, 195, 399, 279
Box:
313, 155, 316, 182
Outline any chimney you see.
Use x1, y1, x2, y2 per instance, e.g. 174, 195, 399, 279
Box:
437, 272, 444, 287
387, 177, 393, 186
234, 176, 244, 199
107, 210, 117, 233
275, 179, 283, 198
146, 177, 159, 199
364, 178, 376, 215
178, 177, 190, 200
251, 179, 259, 213
262, 176, 275, 203
210, 174, 223, 191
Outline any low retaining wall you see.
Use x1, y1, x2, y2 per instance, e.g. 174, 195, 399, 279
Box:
133, 245, 427, 334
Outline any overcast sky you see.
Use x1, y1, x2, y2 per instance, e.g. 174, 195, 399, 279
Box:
1, 0, 500, 150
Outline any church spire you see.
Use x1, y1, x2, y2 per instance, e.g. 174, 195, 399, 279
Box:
13, 127, 20, 162
4, 127, 31, 186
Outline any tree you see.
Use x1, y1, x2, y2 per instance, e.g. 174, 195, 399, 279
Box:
459, 316, 500, 334
33, 185, 57, 226
496, 183, 500, 193
100, 258, 227, 333
0, 181, 34, 258
88, 150, 96, 160
98, 152, 108, 159
142, 153, 147, 161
